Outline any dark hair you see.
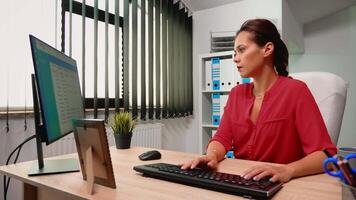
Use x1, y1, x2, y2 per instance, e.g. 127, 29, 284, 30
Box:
236, 19, 289, 76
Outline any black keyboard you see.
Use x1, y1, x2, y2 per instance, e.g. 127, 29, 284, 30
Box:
133, 163, 282, 199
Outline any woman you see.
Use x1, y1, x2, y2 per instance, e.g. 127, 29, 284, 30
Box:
181, 19, 337, 183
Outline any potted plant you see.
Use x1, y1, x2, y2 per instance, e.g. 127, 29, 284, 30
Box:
109, 112, 136, 149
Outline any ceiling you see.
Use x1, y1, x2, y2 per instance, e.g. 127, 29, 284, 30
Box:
182, 0, 242, 12
184, 0, 356, 24
286, 0, 356, 24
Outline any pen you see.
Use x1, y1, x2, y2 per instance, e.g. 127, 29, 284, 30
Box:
343, 160, 356, 186
337, 156, 355, 186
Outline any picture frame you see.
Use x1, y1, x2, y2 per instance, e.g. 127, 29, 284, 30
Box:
72, 119, 116, 194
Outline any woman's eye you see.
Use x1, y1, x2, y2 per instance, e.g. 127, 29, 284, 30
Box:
238, 47, 245, 53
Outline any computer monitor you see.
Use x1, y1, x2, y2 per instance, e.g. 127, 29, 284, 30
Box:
28, 35, 83, 176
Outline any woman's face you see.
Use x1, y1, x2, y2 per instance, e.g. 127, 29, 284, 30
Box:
233, 31, 265, 78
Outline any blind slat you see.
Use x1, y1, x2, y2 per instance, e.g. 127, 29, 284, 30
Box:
105, 0, 109, 120
178, 8, 184, 116
115, 0, 120, 112
148, 0, 154, 119
172, 2, 179, 116
61, 0, 65, 52
132, 0, 138, 118
155, 0, 161, 119
188, 16, 193, 114
182, 10, 187, 115
184, 11, 188, 115
124, 0, 130, 111
69, 0, 73, 56
167, 0, 174, 117
93, 0, 98, 118
162, 0, 168, 118
140, 0, 146, 119
81, 0, 86, 115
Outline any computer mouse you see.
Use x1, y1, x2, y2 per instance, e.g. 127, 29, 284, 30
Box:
138, 150, 162, 161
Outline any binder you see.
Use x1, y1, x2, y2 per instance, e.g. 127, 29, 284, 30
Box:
225, 151, 235, 159
205, 60, 212, 90
212, 93, 220, 125
211, 130, 217, 137
219, 94, 229, 119
242, 77, 252, 84
234, 69, 243, 86
220, 59, 236, 91
211, 58, 220, 90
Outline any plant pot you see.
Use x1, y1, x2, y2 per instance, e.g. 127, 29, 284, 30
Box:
114, 133, 132, 149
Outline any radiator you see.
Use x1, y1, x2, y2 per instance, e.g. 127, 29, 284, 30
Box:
42, 123, 164, 157
131, 123, 163, 149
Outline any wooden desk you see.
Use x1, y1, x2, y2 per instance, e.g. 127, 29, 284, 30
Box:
0, 147, 341, 200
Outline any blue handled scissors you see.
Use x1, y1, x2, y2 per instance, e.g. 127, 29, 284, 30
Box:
323, 153, 356, 182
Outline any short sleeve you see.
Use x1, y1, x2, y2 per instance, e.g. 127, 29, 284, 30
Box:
294, 83, 337, 155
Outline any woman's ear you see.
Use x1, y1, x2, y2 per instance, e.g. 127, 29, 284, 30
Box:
263, 42, 274, 57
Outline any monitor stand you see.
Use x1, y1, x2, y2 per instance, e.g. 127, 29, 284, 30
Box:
28, 158, 79, 176
28, 74, 80, 176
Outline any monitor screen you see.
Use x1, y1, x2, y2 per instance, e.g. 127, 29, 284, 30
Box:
30, 35, 84, 144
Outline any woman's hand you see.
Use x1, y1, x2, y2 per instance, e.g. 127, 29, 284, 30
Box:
241, 164, 296, 183
180, 154, 219, 170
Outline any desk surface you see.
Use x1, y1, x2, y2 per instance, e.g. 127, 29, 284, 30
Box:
0, 147, 341, 200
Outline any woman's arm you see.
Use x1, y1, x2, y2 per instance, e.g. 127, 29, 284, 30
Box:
287, 150, 327, 178
242, 150, 327, 182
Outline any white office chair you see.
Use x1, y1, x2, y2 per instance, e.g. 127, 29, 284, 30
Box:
290, 72, 348, 145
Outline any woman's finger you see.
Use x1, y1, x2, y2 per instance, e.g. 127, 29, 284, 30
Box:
253, 170, 274, 181
242, 165, 260, 177
244, 166, 266, 180
180, 160, 193, 170
180, 161, 190, 170
207, 159, 218, 169
191, 157, 203, 169
269, 174, 280, 182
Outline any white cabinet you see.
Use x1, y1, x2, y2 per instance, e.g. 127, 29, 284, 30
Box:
198, 51, 242, 154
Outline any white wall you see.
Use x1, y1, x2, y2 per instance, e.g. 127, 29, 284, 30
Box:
289, 5, 356, 147
282, 0, 304, 53
193, 0, 282, 55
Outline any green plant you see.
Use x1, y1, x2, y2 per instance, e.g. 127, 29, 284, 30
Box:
110, 112, 136, 135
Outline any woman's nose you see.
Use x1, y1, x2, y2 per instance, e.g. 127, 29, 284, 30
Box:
233, 54, 240, 63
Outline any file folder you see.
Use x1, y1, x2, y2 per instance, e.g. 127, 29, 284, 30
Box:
220, 59, 236, 91
226, 151, 235, 159
219, 94, 229, 119
212, 93, 220, 125
242, 77, 252, 84
211, 130, 217, 137
234, 69, 243, 86
211, 58, 220, 90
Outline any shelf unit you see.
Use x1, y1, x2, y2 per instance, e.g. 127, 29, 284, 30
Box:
198, 51, 237, 154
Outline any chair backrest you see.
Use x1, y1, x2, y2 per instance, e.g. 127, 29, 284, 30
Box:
290, 72, 348, 145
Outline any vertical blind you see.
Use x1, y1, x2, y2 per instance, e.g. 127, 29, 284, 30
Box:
61, 0, 192, 120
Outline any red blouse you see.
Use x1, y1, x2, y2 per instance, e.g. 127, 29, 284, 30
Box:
210, 76, 337, 164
